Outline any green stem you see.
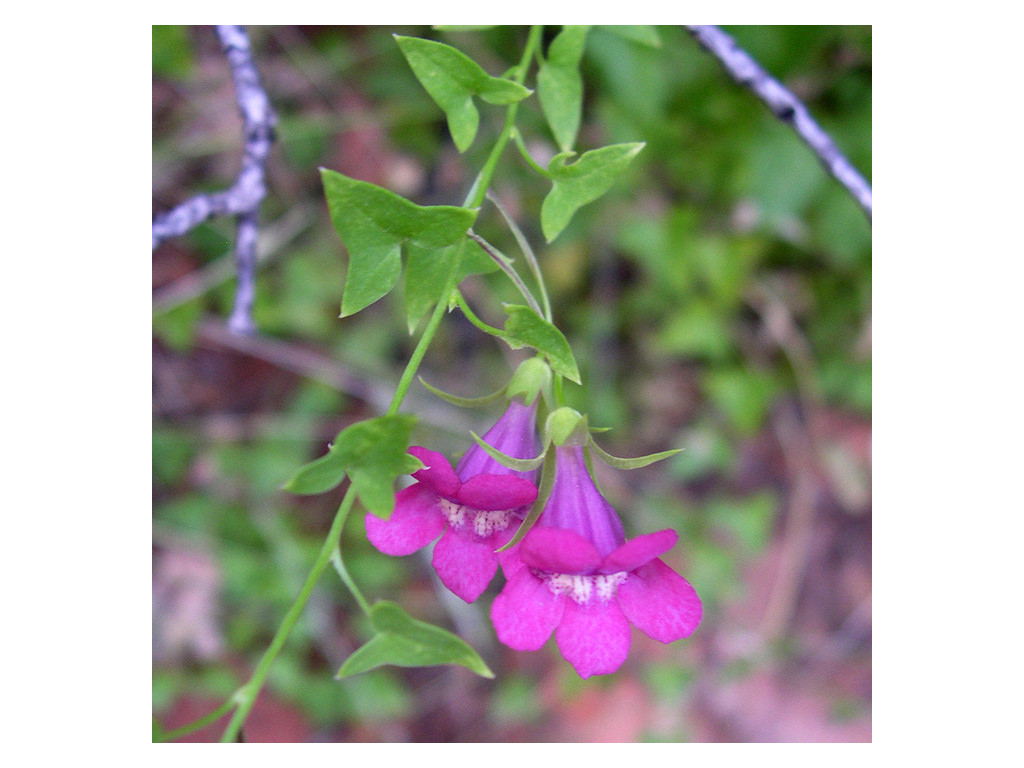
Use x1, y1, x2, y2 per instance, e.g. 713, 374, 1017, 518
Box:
512, 128, 551, 178
387, 248, 463, 415
553, 373, 566, 407
157, 698, 235, 742
219, 489, 356, 742
463, 25, 542, 209
454, 290, 507, 338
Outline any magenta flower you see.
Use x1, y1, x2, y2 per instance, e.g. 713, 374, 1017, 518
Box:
365, 399, 539, 603
492, 444, 702, 678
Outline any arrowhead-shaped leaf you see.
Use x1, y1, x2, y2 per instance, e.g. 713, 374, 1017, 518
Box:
336, 601, 493, 678
538, 26, 590, 152
320, 169, 476, 317
395, 35, 532, 152
404, 238, 499, 332
282, 449, 349, 495
540, 142, 645, 242
503, 305, 581, 384
283, 415, 422, 516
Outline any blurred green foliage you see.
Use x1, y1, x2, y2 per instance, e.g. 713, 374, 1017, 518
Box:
153, 25, 870, 739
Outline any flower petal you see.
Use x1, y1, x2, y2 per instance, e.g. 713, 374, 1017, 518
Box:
491, 568, 565, 650
431, 528, 499, 603
457, 473, 537, 511
520, 527, 602, 574
555, 599, 631, 678
409, 446, 461, 499
365, 484, 444, 556
601, 529, 678, 573
616, 558, 702, 643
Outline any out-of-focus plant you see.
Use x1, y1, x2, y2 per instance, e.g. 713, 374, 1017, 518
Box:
153, 25, 871, 742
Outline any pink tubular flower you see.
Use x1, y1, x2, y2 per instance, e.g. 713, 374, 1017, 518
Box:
365, 399, 539, 603
492, 444, 702, 678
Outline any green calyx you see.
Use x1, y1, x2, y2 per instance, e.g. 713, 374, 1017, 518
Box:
545, 407, 590, 447
505, 357, 553, 406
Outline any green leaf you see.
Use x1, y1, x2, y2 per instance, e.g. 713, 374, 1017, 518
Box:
503, 305, 581, 384
541, 142, 645, 242
332, 415, 422, 516
538, 26, 591, 152
395, 35, 532, 152
404, 238, 498, 332
337, 601, 493, 678
320, 169, 476, 317
283, 415, 422, 516
588, 440, 683, 470
282, 449, 349, 495
596, 25, 661, 48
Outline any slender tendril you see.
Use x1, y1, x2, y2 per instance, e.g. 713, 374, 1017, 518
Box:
466, 230, 543, 316
485, 190, 552, 322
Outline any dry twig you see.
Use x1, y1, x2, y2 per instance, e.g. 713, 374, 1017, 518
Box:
152, 25, 277, 335
685, 25, 872, 222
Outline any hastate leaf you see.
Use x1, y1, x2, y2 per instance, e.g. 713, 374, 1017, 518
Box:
503, 305, 581, 384
320, 169, 476, 317
540, 142, 645, 242
284, 414, 421, 515
395, 35, 532, 152
330, 414, 421, 517
282, 449, 349, 495
538, 26, 590, 152
336, 601, 493, 678
404, 238, 499, 332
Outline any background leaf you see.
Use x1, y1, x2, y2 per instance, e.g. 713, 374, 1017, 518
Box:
503, 305, 581, 383
538, 26, 591, 152
395, 35, 531, 152
336, 601, 494, 678
595, 25, 661, 48
541, 142, 645, 242
320, 169, 476, 317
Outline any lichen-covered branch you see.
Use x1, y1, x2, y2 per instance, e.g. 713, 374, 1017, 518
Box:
685, 25, 872, 222
152, 25, 276, 334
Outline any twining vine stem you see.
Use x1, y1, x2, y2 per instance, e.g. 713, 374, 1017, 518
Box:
161, 25, 548, 743
685, 25, 872, 222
